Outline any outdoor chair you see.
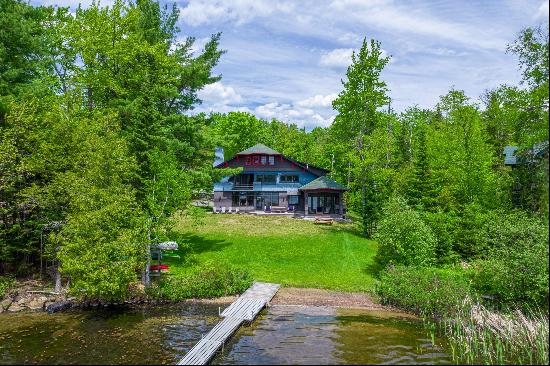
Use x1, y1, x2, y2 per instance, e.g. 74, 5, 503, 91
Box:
221, 207, 226, 213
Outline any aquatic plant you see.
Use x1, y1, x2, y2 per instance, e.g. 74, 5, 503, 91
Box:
444, 303, 549, 365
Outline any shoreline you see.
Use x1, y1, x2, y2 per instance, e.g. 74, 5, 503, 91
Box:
1, 280, 401, 314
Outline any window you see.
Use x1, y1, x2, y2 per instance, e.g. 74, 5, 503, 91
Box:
261, 156, 267, 165
232, 192, 254, 206
253, 155, 260, 165
245, 157, 251, 166
280, 175, 299, 183
288, 195, 299, 205
256, 174, 276, 184
268, 156, 275, 165
256, 192, 279, 208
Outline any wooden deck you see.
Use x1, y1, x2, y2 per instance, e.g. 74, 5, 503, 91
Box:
177, 282, 280, 365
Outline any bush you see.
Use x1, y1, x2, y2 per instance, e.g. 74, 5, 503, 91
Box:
472, 212, 549, 310
421, 210, 461, 265
376, 265, 474, 318
374, 196, 437, 268
452, 203, 499, 259
147, 263, 253, 300
0, 276, 15, 298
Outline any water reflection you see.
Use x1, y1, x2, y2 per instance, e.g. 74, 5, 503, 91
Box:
214, 306, 451, 365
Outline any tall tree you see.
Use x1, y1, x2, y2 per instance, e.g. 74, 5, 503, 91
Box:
331, 38, 390, 237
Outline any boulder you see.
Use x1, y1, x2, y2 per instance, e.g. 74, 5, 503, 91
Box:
0, 298, 12, 311
27, 297, 47, 310
7, 303, 24, 312
46, 300, 72, 314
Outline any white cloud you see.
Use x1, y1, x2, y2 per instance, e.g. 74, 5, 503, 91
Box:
253, 102, 334, 129
297, 93, 338, 108
319, 47, 391, 68
198, 82, 243, 105
319, 48, 354, 67
535, 0, 549, 19
179, 0, 294, 27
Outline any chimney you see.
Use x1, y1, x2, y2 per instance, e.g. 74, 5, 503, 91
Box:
213, 147, 225, 167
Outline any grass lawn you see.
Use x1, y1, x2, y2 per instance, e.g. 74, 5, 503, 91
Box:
163, 212, 378, 292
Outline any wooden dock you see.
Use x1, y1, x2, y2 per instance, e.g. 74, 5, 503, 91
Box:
177, 282, 280, 365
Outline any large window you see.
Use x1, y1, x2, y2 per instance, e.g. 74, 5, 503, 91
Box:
280, 174, 299, 183
288, 195, 299, 205
256, 192, 279, 209
255, 174, 276, 184
232, 192, 254, 206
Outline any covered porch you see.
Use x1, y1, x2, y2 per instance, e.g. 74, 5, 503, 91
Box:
299, 176, 348, 217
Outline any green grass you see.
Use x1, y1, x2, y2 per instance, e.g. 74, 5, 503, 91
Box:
163, 212, 378, 292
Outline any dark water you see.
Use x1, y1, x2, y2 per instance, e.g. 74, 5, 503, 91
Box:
0, 304, 451, 365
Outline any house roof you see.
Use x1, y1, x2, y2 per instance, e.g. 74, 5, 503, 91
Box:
299, 176, 347, 191
503, 141, 549, 165
503, 145, 519, 165
236, 143, 281, 155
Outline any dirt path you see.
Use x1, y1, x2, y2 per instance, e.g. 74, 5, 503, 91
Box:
270, 287, 393, 310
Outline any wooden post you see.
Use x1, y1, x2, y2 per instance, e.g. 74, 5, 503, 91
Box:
338, 192, 343, 215
304, 191, 309, 216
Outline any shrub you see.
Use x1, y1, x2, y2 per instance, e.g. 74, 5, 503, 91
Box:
0, 276, 15, 298
472, 211, 549, 310
421, 210, 461, 265
452, 203, 499, 259
374, 196, 437, 268
376, 265, 474, 318
147, 263, 253, 300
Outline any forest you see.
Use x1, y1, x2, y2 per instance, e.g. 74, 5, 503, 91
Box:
0, 0, 548, 316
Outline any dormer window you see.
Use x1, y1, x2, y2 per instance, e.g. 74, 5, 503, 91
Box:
269, 156, 275, 165
261, 156, 267, 165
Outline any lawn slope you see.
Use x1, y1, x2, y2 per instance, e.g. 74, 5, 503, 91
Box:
167, 213, 378, 292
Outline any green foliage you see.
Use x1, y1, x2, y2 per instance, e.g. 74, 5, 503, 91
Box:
0, 0, 50, 119
420, 210, 460, 265
331, 38, 391, 237
146, 262, 252, 300
0, 275, 14, 298
374, 196, 436, 268
472, 212, 549, 310
407, 126, 438, 210
376, 265, 474, 318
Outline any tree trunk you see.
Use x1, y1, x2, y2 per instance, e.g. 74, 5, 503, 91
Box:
54, 263, 62, 293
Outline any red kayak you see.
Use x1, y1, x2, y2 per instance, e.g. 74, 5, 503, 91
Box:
150, 264, 169, 271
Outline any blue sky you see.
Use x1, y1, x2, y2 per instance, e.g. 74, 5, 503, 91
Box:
33, 0, 549, 130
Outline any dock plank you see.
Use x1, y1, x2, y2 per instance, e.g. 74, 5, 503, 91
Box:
177, 282, 280, 365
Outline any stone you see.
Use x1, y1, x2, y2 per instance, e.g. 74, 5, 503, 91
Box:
46, 300, 72, 314
0, 298, 12, 311
27, 298, 46, 310
7, 303, 24, 312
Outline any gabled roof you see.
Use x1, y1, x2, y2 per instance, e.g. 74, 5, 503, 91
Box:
214, 143, 331, 176
299, 176, 347, 191
236, 143, 281, 155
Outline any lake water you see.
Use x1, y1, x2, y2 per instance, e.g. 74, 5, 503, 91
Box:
0, 303, 451, 365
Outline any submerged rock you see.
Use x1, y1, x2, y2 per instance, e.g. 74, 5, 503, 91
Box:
46, 300, 73, 314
